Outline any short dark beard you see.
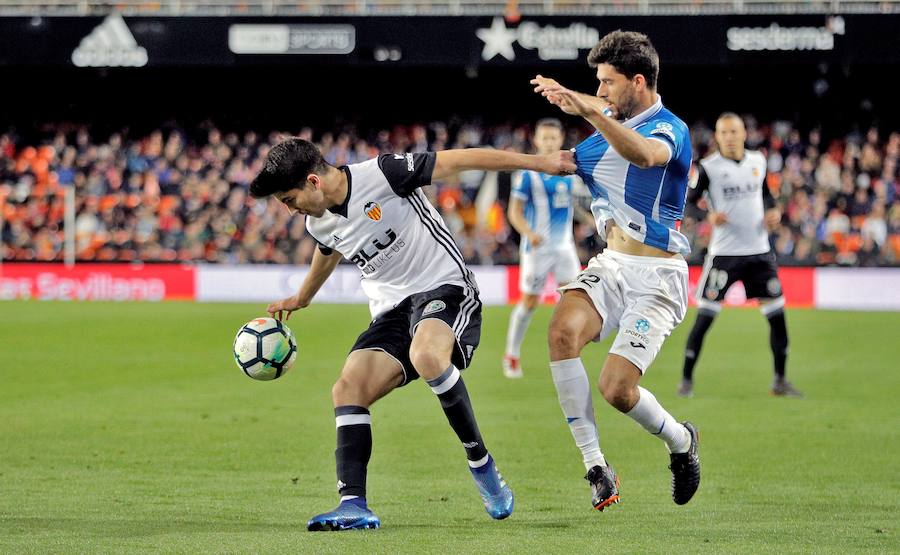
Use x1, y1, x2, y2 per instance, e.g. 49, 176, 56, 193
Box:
617, 90, 639, 120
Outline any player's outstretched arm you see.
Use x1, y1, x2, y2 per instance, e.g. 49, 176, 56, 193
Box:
432, 149, 575, 180
267, 248, 342, 321
531, 75, 670, 169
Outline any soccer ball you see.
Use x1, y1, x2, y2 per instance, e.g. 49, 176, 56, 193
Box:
233, 317, 298, 381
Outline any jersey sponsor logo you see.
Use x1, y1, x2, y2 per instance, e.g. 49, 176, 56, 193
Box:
364, 201, 382, 221
635, 319, 651, 333
722, 183, 760, 198
349, 228, 406, 274
628, 222, 642, 232
422, 300, 446, 315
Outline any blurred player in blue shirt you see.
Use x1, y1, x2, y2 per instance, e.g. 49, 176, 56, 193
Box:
503, 118, 583, 379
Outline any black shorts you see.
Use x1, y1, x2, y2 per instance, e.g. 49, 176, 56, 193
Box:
697, 251, 783, 302
350, 284, 482, 386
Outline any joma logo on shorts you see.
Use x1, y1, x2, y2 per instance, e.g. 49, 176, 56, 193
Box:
624, 328, 648, 342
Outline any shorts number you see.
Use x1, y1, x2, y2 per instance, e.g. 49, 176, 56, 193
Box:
578, 274, 601, 288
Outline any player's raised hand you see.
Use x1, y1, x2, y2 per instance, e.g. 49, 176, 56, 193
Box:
541, 149, 577, 176
531, 75, 588, 116
267, 293, 309, 321
549, 89, 596, 117
530, 74, 563, 94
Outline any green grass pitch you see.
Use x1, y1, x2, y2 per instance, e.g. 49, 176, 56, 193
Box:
0, 301, 897, 553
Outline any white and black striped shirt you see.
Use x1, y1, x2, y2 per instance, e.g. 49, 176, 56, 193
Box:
689, 150, 775, 257
306, 153, 477, 318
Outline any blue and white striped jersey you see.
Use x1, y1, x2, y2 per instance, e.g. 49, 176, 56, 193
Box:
511, 170, 577, 253
573, 97, 692, 255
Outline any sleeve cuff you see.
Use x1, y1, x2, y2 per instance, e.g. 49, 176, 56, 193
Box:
647, 137, 674, 164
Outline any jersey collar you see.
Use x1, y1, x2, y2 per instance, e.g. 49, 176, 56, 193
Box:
328, 166, 352, 217
622, 95, 663, 129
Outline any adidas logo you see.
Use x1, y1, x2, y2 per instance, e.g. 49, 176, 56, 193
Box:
71, 13, 148, 68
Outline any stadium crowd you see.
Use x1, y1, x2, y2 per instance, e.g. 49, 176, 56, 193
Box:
1, 119, 898, 266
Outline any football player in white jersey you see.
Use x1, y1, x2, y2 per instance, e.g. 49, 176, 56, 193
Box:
532, 30, 700, 511
679, 113, 802, 398
249, 138, 575, 531
503, 118, 584, 379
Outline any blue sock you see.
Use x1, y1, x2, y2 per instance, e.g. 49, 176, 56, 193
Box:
340, 496, 368, 510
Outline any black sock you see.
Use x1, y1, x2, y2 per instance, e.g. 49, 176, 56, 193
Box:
334, 405, 372, 499
683, 311, 717, 381
767, 310, 789, 379
426, 365, 489, 463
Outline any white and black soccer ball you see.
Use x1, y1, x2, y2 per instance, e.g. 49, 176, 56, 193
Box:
233, 317, 298, 381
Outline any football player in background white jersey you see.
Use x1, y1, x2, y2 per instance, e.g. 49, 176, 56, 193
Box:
503, 118, 584, 379
250, 138, 575, 531
679, 113, 802, 398
532, 30, 700, 512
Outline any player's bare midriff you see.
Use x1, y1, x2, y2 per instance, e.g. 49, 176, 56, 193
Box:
605, 221, 682, 259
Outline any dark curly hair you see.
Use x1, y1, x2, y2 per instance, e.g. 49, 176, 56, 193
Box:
587, 30, 660, 90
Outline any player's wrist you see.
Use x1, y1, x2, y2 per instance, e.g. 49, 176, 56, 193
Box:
294, 292, 311, 308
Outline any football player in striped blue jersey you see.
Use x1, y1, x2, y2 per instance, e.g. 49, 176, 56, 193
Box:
532, 30, 701, 511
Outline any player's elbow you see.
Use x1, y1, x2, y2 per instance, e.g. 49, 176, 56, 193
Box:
631, 151, 656, 169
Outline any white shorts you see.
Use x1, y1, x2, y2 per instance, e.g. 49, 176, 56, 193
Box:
519, 246, 581, 295
559, 249, 688, 373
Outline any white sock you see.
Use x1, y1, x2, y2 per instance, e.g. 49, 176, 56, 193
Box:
550, 358, 607, 470
505, 303, 535, 358
626, 386, 691, 453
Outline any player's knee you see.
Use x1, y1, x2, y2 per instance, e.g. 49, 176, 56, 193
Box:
548, 320, 581, 358
599, 374, 638, 412
409, 347, 447, 379
522, 295, 539, 311
332, 376, 360, 406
